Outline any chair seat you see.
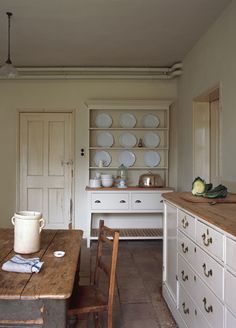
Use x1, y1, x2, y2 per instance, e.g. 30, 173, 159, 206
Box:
68, 285, 108, 315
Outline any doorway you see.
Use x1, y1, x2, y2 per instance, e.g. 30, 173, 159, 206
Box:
19, 112, 74, 229
193, 87, 220, 185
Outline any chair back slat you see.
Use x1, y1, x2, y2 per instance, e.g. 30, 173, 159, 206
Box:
101, 234, 113, 247
98, 258, 110, 276
94, 220, 119, 314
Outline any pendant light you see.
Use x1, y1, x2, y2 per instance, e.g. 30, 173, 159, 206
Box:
0, 12, 18, 78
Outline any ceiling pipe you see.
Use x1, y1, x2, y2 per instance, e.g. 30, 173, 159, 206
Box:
0, 63, 182, 80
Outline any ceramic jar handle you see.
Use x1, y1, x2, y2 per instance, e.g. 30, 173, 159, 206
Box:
11, 216, 15, 226
39, 218, 45, 232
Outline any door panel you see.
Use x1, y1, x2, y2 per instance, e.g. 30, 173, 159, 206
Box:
20, 112, 73, 229
28, 120, 44, 176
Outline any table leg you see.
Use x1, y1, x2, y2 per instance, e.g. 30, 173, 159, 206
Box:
42, 299, 67, 328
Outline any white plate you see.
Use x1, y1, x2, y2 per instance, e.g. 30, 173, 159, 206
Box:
118, 151, 136, 167
142, 114, 160, 128
144, 151, 161, 167
119, 132, 137, 148
95, 113, 112, 128
143, 132, 160, 148
119, 113, 136, 128
93, 151, 111, 167
97, 132, 114, 147
54, 251, 65, 257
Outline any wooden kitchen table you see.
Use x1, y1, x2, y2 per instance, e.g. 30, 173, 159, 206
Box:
0, 229, 83, 327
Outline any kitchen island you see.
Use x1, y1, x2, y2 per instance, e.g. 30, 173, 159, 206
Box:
162, 192, 236, 328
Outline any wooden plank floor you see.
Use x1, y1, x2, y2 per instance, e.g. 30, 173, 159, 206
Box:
77, 239, 177, 328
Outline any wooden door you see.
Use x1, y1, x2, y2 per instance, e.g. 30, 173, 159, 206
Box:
19, 112, 73, 229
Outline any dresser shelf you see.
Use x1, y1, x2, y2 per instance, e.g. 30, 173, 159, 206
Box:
91, 228, 163, 240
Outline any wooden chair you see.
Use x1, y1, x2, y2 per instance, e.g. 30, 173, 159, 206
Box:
67, 220, 119, 328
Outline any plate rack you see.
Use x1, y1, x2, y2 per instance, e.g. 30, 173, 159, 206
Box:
86, 100, 172, 187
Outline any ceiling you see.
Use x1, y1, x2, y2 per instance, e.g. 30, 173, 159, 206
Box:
0, 0, 232, 68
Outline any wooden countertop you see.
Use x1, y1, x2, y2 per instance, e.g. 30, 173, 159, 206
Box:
163, 192, 236, 237
86, 186, 173, 191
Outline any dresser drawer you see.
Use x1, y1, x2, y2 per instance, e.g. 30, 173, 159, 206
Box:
178, 231, 196, 267
179, 285, 211, 328
225, 270, 236, 317
194, 273, 224, 328
226, 236, 236, 272
194, 244, 223, 300
91, 193, 129, 210
178, 209, 195, 239
131, 193, 163, 210
196, 220, 223, 261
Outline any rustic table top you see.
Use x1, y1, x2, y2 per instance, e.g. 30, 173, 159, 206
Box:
163, 192, 236, 237
0, 229, 83, 300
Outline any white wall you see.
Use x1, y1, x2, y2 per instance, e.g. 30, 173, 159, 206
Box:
0, 78, 177, 232
178, 0, 236, 192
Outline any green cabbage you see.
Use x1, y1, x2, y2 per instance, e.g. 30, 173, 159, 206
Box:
192, 177, 206, 195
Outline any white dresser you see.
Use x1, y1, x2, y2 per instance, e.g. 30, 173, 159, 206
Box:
86, 187, 172, 247
162, 192, 236, 328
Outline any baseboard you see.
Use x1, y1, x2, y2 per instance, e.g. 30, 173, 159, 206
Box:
162, 283, 187, 328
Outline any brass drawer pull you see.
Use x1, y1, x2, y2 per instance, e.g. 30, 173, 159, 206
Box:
120, 200, 126, 203
203, 297, 213, 313
202, 229, 212, 247
95, 200, 101, 203
181, 270, 188, 282
182, 302, 189, 315
202, 263, 213, 278
135, 200, 142, 203
181, 217, 189, 229
181, 243, 188, 253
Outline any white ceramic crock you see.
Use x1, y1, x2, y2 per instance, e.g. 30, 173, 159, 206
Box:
11, 211, 45, 254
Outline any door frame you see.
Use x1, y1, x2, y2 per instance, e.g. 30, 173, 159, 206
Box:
16, 108, 75, 228
192, 85, 222, 183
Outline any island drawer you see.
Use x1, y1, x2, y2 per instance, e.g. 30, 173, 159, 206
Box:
178, 209, 195, 239
196, 220, 223, 261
